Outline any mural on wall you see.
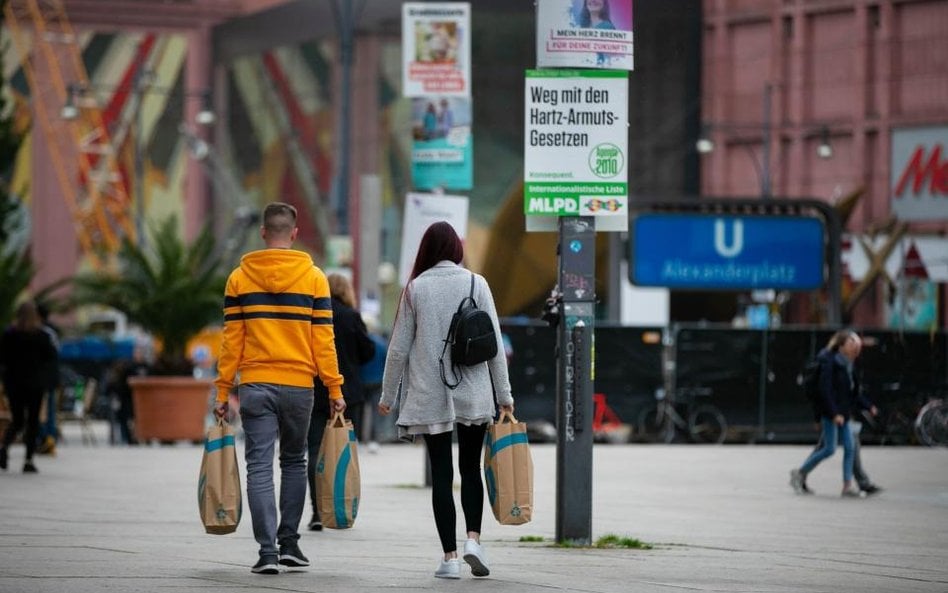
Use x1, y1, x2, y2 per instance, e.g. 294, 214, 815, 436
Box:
4, 30, 339, 262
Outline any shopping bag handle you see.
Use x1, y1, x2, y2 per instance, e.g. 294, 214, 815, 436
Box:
497, 410, 519, 424
329, 410, 347, 427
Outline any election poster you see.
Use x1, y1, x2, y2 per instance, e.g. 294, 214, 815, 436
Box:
402, 3, 471, 97
398, 192, 469, 287
411, 96, 473, 190
536, 0, 634, 70
523, 69, 628, 220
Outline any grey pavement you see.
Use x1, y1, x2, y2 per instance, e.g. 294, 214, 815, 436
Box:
0, 420, 946, 593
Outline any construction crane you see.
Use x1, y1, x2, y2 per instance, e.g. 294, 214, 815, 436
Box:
4, 0, 135, 267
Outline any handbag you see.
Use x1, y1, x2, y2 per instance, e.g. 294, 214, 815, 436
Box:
198, 418, 242, 534
483, 411, 534, 525
315, 410, 361, 528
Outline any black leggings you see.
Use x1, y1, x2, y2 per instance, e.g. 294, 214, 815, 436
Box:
423, 423, 487, 553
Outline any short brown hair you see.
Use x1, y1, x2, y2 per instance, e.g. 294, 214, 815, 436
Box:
262, 202, 297, 236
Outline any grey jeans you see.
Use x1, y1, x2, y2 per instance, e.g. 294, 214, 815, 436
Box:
239, 383, 314, 557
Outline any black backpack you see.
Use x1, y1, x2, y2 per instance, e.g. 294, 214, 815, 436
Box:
439, 274, 498, 389
802, 355, 822, 418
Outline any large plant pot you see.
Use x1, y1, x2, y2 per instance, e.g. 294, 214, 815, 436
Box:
129, 376, 212, 442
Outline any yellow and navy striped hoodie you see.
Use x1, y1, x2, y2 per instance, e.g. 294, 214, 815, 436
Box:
214, 248, 343, 403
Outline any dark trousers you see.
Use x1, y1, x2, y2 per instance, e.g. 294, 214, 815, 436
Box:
306, 402, 364, 515
2, 386, 43, 460
423, 423, 487, 553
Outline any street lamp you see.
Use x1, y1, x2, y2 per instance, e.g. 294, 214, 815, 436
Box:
61, 78, 215, 126
60, 73, 215, 247
696, 84, 833, 198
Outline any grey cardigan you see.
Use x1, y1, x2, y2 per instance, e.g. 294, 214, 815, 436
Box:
379, 261, 513, 429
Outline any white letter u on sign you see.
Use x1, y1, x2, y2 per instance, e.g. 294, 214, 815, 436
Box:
714, 219, 743, 258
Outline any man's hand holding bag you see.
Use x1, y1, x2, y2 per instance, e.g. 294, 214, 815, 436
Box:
484, 411, 534, 525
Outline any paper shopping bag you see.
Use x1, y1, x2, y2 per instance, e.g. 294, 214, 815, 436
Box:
316, 411, 361, 529
198, 419, 242, 534
484, 411, 534, 525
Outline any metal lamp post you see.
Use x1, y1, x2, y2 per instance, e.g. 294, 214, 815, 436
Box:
695, 83, 833, 198
62, 72, 216, 250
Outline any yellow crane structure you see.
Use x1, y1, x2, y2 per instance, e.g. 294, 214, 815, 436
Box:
5, 0, 135, 267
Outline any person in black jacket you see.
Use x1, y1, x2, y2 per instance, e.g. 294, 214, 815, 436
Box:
803, 354, 881, 496
790, 329, 873, 498
306, 273, 376, 531
0, 301, 58, 473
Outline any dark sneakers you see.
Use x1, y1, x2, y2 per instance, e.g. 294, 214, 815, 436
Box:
0, 448, 7, 470
861, 484, 883, 496
278, 543, 310, 568
308, 513, 323, 531
251, 555, 279, 575
23, 461, 38, 474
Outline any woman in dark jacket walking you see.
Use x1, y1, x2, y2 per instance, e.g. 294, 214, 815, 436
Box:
790, 329, 870, 497
306, 273, 376, 530
0, 301, 58, 473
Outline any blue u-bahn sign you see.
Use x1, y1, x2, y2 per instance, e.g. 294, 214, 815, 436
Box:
631, 214, 825, 290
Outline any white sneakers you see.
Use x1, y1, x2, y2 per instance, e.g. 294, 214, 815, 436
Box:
435, 539, 490, 579
434, 558, 460, 579
462, 538, 490, 577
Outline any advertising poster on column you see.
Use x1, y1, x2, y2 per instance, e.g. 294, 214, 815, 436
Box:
399, 192, 469, 287
536, 0, 634, 70
402, 3, 471, 97
411, 96, 473, 190
524, 70, 628, 220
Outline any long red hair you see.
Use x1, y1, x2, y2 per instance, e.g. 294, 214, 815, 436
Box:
409, 221, 463, 281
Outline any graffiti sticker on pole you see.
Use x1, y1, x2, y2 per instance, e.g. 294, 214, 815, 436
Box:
524, 69, 628, 218
402, 3, 471, 97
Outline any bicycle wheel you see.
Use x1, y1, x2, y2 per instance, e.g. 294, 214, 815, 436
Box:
915, 399, 948, 447
688, 405, 727, 444
636, 406, 662, 443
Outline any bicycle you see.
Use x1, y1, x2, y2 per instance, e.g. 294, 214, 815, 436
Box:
636, 387, 728, 444
915, 398, 948, 447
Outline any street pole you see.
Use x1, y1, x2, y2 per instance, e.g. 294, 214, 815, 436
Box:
554, 216, 595, 545
134, 66, 146, 248
761, 82, 772, 199
332, 0, 355, 235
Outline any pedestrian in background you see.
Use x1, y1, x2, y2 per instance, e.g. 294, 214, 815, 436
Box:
805, 344, 882, 496
105, 341, 151, 445
214, 202, 345, 574
361, 330, 389, 450
35, 302, 60, 455
378, 221, 513, 579
0, 301, 57, 473
306, 273, 375, 532
790, 329, 873, 498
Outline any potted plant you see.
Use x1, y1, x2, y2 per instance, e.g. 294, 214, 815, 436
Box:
72, 215, 227, 442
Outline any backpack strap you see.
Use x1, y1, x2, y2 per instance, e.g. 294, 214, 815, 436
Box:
467, 273, 477, 306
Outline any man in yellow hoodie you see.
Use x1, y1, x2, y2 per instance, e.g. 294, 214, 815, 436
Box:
215, 202, 345, 575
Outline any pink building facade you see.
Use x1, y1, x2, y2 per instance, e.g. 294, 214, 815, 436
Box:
700, 0, 948, 328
